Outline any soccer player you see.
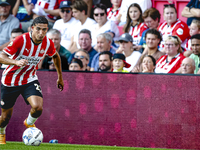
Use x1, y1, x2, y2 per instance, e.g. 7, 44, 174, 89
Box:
0, 16, 64, 144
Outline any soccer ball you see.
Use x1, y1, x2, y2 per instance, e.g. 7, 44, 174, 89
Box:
22, 127, 43, 146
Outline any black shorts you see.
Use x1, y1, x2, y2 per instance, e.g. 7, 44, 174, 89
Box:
0, 80, 43, 109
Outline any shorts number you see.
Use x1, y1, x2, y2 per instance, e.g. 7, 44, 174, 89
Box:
34, 83, 42, 93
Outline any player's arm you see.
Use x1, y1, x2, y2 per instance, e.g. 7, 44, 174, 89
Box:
52, 51, 64, 91
0, 51, 28, 67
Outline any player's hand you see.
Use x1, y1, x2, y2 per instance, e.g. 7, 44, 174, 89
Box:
16, 59, 28, 67
57, 78, 64, 91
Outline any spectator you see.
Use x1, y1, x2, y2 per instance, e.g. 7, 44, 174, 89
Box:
181, 0, 200, 26
132, 29, 164, 72
68, 0, 96, 53
123, 3, 148, 46
68, 29, 98, 70
48, 55, 69, 71
117, 0, 152, 25
0, 1, 20, 50
0, 28, 24, 52
142, 55, 156, 73
91, 3, 120, 46
158, 4, 190, 51
181, 57, 195, 74
74, 49, 90, 71
10, 28, 24, 41
112, 53, 130, 72
107, 0, 122, 24
21, 0, 65, 32
1, 28, 24, 69
12, 0, 37, 22
69, 58, 83, 71
136, 7, 161, 52
40, 29, 71, 69
90, 33, 115, 71
189, 34, 200, 74
117, 33, 141, 72
184, 19, 200, 56
53, 1, 79, 50
155, 36, 185, 73
98, 51, 113, 72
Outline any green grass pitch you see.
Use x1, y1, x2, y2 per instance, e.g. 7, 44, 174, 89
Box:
0, 142, 181, 150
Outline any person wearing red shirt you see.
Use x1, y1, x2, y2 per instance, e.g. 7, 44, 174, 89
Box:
158, 4, 190, 51
123, 3, 148, 46
155, 35, 185, 73
0, 17, 64, 144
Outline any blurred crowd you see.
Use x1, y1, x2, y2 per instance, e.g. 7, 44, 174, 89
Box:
0, 0, 199, 74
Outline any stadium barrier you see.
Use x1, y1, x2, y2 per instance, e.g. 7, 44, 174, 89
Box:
3, 70, 200, 149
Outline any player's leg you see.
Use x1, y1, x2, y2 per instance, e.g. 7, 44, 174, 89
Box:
22, 80, 43, 128
24, 96, 43, 128
0, 84, 20, 144
0, 108, 13, 144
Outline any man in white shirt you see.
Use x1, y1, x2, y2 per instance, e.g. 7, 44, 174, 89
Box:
91, 3, 120, 47
53, 1, 79, 50
68, 0, 96, 53
118, 0, 152, 25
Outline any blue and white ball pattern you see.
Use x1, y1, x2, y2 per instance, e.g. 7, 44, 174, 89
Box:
22, 127, 43, 146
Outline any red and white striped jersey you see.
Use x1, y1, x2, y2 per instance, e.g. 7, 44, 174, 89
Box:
184, 38, 192, 51
158, 19, 190, 49
155, 53, 185, 73
2, 32, 56, 87
37, 0, 63, 20
129, 23, 148, 45
107, 7, 120, 22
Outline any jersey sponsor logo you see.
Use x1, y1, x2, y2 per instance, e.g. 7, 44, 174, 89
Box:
18, 56, 41, 66
177, 28, 183, 35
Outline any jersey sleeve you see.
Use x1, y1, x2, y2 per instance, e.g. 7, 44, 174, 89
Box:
3, 35, 23, 56
46, 39, 56, 57
172, 22, 190, 42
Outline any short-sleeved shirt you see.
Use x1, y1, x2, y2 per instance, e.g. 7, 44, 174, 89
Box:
2, 32, 56, 87
72, 17, 96, 52
0, 14, 20, 46
129, 23, 148, 46
53, 17, 79, 49
107, 7, 120, 23
155, 53, 185, 73
184, 38, 192, 51
91, 20, 120, 46
158, 20, 190, 49
189, 53, 199, 74
34, 0, 64, 20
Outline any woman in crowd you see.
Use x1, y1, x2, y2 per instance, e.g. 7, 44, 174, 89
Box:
123, 3, 148, 46
158, 4, 190, 51
69, 58, 83, 71
142, 55, 156, 73
155, 36, 185, 73
91, 3, 120, 46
